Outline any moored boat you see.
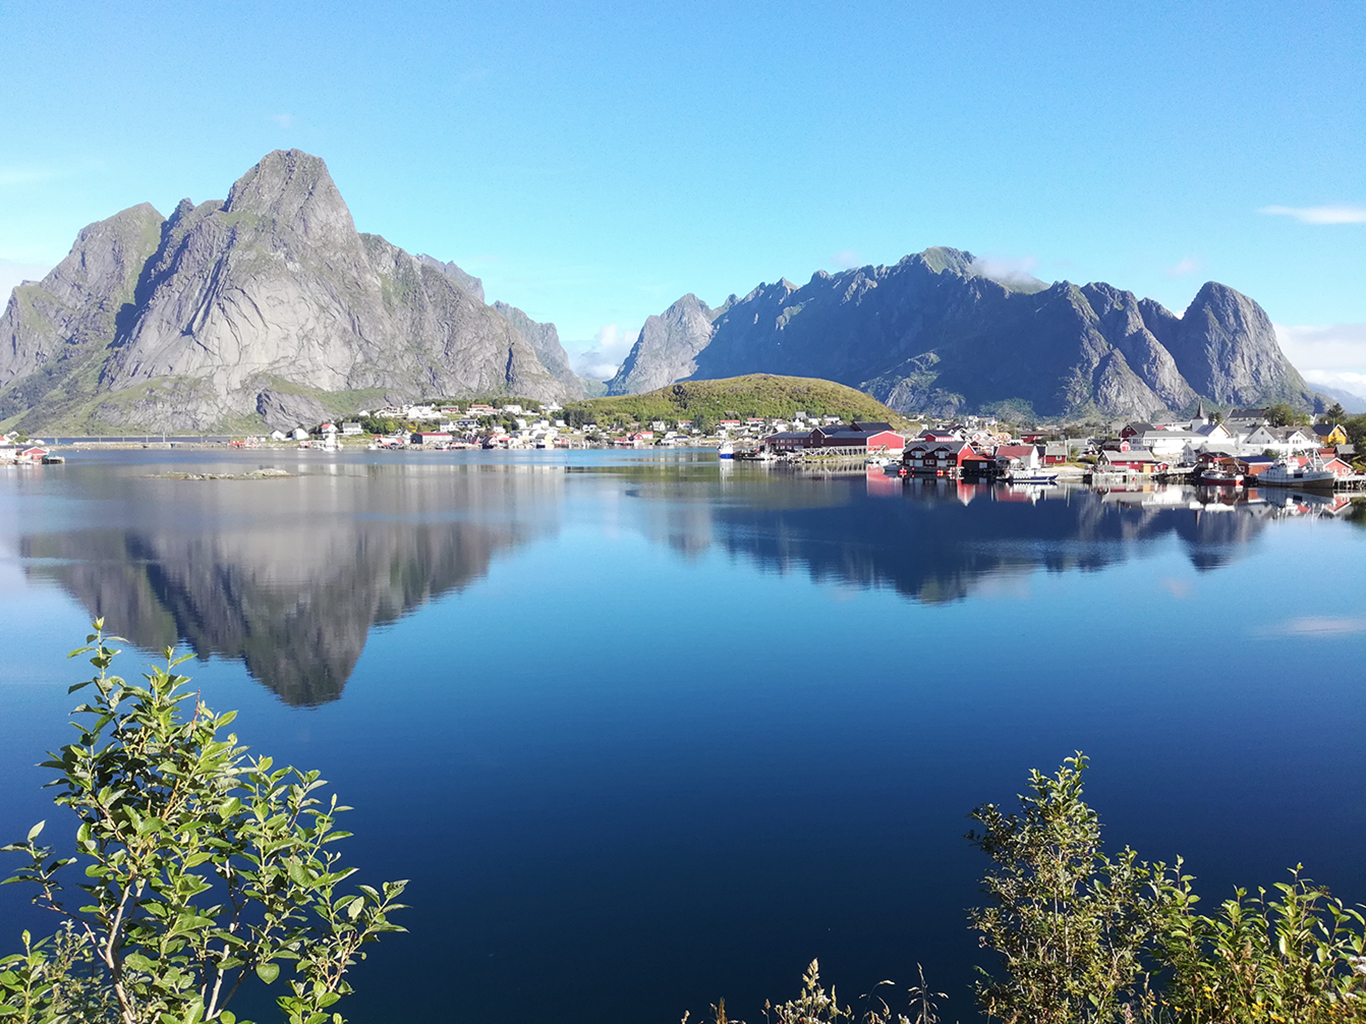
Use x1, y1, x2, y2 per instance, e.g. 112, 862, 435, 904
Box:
1257, 456, 1336, 490
717, 443, 735, 460
1005, 469, 1058, 484
1198, 467, 1243, 487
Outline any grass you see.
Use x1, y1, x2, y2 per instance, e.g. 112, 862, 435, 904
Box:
562, 374, 913, 429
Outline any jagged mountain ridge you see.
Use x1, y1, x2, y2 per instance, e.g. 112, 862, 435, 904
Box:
608, 247, 1319, 419
0, 150, 583, 432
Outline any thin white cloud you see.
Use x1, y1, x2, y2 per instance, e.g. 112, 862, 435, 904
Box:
829, 249, 862, 270
1269, 615, 1366, 637
568, 322, 640, 381
1167, 256, 1200, 278
972, 254, 1044, 289
1302, 369, 1366, 401
1259, 204, 1366, 225
1273, 323, 1366, 375
271, 113, 295, 129
0, 167, 57, 188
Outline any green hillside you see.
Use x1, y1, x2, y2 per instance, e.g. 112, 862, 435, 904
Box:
561, 374, 914, 430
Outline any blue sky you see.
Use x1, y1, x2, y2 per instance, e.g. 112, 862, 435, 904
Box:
2, 0, 1363, 388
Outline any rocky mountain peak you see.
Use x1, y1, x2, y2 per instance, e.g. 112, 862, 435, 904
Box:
0, 149, 576, 432
221, 148, 354, 243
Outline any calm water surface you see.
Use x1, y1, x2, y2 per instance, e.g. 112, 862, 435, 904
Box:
1, 449, 1363, 1023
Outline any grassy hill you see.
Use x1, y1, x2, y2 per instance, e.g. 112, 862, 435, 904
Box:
561, 374, 914, 430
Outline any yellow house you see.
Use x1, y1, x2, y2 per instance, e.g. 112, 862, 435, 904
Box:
1313, 422, 1348, 446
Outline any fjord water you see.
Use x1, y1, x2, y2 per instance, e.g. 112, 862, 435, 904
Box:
1, 450, 1363, 1023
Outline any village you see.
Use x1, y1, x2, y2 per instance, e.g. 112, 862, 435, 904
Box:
3, 399, 1363, 497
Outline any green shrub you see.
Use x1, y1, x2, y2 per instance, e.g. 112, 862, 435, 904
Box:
1, 623, 406, 1024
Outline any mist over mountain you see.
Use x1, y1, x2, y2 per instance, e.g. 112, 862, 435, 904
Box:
609, 247, 1320, 419
0, 150, 584, 433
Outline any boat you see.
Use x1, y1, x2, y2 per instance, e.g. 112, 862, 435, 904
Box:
717, 443, 734, 460
1257, 456, 1336, 490
865, 455, 890, 468
1198, 466, 1243, 487
1005, 469, 1058, 484
41, 454, 65, 464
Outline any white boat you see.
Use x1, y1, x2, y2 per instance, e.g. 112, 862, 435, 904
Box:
1257, 456, 1336, 489
865, 455, 890, 468
717, 443, 735, 460
1005, 469, 1058, 484
1198, 466, 1243, 487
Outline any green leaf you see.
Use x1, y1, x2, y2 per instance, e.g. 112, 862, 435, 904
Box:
24, 821, 44, 843
256, 962, 280, 985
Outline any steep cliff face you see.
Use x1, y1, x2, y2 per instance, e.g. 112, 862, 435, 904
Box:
606, 293, 724, 395
492, 300, 592, 398
1152, 282, 1313, 405
611, 248, 1317, 418
0, 150, 573, 432
0, 204, 165, 421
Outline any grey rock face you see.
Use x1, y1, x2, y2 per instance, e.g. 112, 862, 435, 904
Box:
606, 293, 723, 395
0, 204, 164, 421
1157, 282, 1315, 406
492, 301, 588, 398
614, 248, 1315, 419
417, 255, 485, 302
256, 389, 329, 433
0, 149, 573, 432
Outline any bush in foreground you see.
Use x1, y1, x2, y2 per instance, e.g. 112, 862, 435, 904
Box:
1, 623, 405, 1024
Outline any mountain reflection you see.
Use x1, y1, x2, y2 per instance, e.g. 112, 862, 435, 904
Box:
17, 457, 1306, 705
698, 477, 1272, 603
22, 464, 563, 705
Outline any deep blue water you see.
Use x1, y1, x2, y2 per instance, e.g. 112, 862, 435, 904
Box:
1, 449, 1363, 1023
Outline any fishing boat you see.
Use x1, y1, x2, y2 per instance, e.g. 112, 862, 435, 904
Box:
717, 443, 735, 460
1198, 466, 1243, 487
1257, 456, 1336, 490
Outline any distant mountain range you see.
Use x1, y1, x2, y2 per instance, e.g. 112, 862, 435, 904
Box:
608, 247, 1323, 420
1312, 383, 1366, 414
0, 150, 595, 433
0, 150, 1332, 431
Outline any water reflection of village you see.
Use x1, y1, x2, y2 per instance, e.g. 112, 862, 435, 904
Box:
692, 465, 1363, 602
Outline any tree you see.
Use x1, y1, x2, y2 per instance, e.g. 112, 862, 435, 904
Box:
1266, 402, 1309, 428
1, 623, 406, 1024
966, 754, 1167, 1024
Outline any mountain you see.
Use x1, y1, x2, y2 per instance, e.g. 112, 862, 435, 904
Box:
1311, 383, 1366, 415
0, 150, 584, 433
608, 247, 1319, 420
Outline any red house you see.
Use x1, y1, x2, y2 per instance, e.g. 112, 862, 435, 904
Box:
903, 440, 977, 475
808, 422, 905, 452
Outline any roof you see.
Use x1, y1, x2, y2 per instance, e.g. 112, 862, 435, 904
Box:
906, 440, 972, 454
1312, 423, 1343, 437
993, 445, 1035, 459
1100, 448, 1160, 462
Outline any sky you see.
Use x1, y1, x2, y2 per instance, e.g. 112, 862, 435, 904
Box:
2, 0, 1363, 390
